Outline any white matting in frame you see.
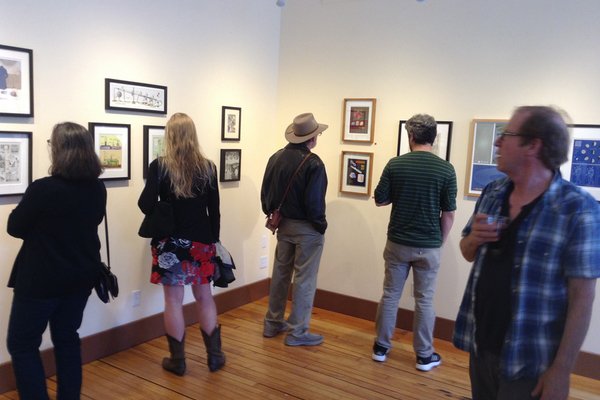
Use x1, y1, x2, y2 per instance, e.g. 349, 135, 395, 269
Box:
340, 151, 373, 196
397, 120, 452, 160
89, 123, 131, 181
143, 125, 165, 179
560, 124, 600, 201
0, 131, 32, 196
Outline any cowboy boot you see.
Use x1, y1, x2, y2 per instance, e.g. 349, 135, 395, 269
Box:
201, 325, 226, 372
162, 334, 186, 376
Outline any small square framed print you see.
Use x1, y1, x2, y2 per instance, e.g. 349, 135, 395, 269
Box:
220, 149, 241, 182
89, 122, 131, 181
340, 151, 373, 196
221, 106, 242, 141
342, 98, 376, 143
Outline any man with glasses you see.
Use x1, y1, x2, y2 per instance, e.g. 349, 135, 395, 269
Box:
454, 106, 600, 400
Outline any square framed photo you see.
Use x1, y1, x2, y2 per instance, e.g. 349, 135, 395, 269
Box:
397, 120, 453, 161
89, 122, 131, 181
342, 98, 376, 143
0, 131, 32, 196
0, 44, 33, 117
560, 124, 600, 201
221, 106, 241, 141
105, 78, 167, 114
465, 119, 508, 197
220, 149, 241, 182
143, 125, 165, 179
340, 151, 373, 196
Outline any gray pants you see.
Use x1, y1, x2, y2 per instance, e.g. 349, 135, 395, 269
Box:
375, 240, 440, 358
264, 219, 324, 337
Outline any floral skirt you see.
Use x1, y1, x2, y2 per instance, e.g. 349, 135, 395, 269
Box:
150, 237, 216, 285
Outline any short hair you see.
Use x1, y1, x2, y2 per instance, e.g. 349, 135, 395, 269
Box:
514, 106, 570, 170
49, 122, 103, 180
406, 114, 437, 145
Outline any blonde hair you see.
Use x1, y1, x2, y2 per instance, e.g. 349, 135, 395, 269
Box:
160, 113, 213, 198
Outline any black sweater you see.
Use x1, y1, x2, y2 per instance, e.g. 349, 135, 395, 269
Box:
7, 176, 107, 298
138, 159, 220, 243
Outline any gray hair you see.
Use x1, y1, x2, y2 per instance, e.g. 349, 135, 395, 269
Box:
406, 114, 437, 145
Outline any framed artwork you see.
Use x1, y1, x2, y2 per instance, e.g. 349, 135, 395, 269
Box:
560, 124, 600, 201
220, 149, 241, 182
0, 131, 32, 196
0, 44, 33, 117
340, 151, 373, 196
105, 78, 167, 114
89, 122, 131, 181
221, 106, 241, 141
342, 98, 376, 143
397, 120, 453, 161
465, 119, 508, 197
142, 125, 165, 179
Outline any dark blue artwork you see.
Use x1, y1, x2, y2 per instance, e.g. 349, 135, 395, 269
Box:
471, 164, 506, 192
570, 140, 600, 188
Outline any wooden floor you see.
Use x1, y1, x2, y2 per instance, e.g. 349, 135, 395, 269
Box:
2, 298, 600, 399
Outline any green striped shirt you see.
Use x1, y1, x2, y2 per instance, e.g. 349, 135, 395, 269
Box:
374, 151, 457, 248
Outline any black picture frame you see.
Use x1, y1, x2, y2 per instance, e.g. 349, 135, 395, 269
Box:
560, 124, 600, 201
0, 131, 32, 196
219, 149, 241, 182
89, 122, 131, 181
398, 120, 453, 161
105, 78, 167, 114
221, 106, 242, 141
142, 125, 165, 179
0, 44, 34, 117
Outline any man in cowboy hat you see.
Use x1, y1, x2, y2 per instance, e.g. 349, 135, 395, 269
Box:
261, 112, 328, 346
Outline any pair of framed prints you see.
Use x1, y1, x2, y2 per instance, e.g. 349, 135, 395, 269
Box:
220, 106, 242, 182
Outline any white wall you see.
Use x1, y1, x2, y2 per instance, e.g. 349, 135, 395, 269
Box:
0, 0, 282, 364
276, 0, 600, 354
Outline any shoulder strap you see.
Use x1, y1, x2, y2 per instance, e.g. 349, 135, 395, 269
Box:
277, 152, 313, 209
104, 211, 110, 268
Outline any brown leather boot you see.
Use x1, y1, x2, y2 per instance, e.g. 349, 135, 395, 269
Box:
162, 334, 186, 376
201, 325, 226, 372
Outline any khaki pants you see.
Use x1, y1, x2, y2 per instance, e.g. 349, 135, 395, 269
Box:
264, 219, 324, 337
375, 240, 440, 358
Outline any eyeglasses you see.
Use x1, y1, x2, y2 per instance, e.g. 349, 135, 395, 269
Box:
497, 131, 529, 140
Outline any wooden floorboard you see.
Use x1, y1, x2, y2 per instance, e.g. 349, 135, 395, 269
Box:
4, 297, 600, 399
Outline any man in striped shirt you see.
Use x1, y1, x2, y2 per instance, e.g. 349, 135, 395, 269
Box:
372, 114, 457, 371
454, 106, 600, 400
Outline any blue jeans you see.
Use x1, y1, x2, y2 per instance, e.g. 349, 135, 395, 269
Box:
7, 291, 91, 400
265, 218, 324, 337
375, 240, 440, 358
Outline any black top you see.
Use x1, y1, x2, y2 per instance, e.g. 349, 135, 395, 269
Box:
260, 143, 328, 234
475, 188, 542, 354
138, 159, 220, 243
7, 176, 107, 298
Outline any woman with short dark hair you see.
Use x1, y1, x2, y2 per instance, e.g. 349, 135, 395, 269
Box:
6, 122, 106, 399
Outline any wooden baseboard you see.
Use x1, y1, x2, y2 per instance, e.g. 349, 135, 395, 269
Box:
1, 279, 597, 393
313, 287, 600, 381
0, 278, 270, 394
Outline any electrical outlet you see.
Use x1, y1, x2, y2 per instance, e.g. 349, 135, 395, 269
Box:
261, 234, 267, 249
260, 256, 269, 269
132, 290, 141, 307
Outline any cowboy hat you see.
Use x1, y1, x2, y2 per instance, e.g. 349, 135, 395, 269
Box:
285, 113, 328, 144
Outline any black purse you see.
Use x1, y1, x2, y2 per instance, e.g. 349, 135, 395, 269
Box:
95, 212, 119, 303
212, 242, 236, 288
138, 165, 175, 239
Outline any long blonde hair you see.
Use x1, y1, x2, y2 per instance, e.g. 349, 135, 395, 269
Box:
160, 113, 213, 198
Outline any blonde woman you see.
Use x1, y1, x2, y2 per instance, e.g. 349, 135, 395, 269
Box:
138, 113, 224, 375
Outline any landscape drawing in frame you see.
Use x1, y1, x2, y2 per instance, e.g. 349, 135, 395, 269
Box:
0, 44, 33, 117
0, 131, 32, 196
105, 78, 167, 114
89, 122, 131, 181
